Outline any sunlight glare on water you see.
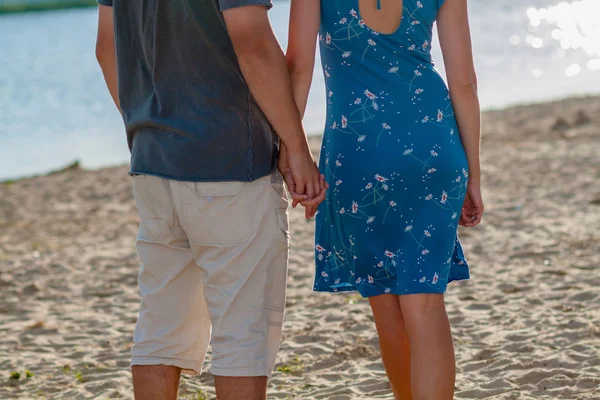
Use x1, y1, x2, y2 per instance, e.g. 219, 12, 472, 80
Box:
525, 0, 600, 77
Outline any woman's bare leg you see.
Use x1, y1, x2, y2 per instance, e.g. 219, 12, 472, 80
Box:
399, 294, 455, 400
369, 294, 413, 400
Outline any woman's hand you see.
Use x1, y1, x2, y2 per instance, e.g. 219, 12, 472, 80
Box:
459, 182, 483, 227
278, 144, 328, 219
299, 174, 327, 219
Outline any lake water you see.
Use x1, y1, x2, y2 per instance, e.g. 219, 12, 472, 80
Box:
1, 0, 599, 180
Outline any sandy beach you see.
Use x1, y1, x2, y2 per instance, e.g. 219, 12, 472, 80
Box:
1, 96, 599, 399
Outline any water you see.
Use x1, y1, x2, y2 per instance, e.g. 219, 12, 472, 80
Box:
1, 0, 599, 181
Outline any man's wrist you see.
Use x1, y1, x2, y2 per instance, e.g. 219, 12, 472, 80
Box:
281, 132, 309, 155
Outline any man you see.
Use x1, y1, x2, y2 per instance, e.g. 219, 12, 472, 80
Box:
96, 0, 324, 399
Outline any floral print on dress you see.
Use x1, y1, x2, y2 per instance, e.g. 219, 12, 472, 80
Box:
314, 0, 470, 297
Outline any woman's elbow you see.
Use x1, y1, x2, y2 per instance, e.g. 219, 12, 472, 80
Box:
449, 72, 478, 96
469, 72, 478, 91
286, 54, 313, 79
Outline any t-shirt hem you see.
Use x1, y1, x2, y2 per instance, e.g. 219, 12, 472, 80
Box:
219, 0, 272, 12
128, 168, 274, 183
97, 0, 113, 6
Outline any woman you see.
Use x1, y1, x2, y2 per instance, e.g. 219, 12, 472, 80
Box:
286, 0, 483, 398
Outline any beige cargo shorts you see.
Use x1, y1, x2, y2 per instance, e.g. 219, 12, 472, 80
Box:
129, 170, 290, 377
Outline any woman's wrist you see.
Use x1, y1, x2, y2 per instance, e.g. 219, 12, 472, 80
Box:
467, 168, 481, 185
467, 161, 480, 181
467, 174, 481, 185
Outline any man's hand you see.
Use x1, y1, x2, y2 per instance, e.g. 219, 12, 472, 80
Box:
278, 144, 327, 219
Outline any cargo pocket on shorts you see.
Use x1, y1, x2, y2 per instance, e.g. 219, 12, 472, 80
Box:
264, 172, 289, 334
270, 171, 290, 244
181, 181, 252, 244
132, 175, 162, 242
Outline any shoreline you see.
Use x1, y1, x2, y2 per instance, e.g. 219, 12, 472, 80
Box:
3, 94, 600, 184
0, 0, 96, 14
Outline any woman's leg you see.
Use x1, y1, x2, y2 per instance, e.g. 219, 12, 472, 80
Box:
399, 294, 455, 400
369, 294, 413, 400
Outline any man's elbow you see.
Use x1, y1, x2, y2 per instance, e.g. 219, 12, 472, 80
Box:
95, 39, 112, 67
223, 6, 275, 62
231, 32, 274, 64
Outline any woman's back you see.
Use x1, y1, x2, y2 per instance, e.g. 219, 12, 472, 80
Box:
320, 0, 442, 65
319, 0, 453, 142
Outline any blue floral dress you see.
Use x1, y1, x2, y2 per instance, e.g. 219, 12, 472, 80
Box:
314, 0, 470, 297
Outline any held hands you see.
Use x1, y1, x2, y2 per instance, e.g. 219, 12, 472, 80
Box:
278, 144, 328, 219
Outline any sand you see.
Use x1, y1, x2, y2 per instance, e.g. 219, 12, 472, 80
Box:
1, 96, 599, 399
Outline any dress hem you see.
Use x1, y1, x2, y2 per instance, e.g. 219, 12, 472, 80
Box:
313, 272, 470, 298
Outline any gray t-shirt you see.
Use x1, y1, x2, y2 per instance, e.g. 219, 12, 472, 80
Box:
98, 0, 278, 182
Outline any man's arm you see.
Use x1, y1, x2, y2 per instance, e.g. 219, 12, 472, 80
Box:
96, 4, 120, 112
221, 3, 321, 198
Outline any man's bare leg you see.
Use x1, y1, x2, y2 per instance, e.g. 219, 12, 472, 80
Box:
214, 376, 268, 400
132, 365, 181, 400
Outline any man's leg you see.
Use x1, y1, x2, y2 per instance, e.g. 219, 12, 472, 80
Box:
214, 376, 268, 400
177, 173, 290, 400
133, 365, 181, 400
130, 176, 211, 400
